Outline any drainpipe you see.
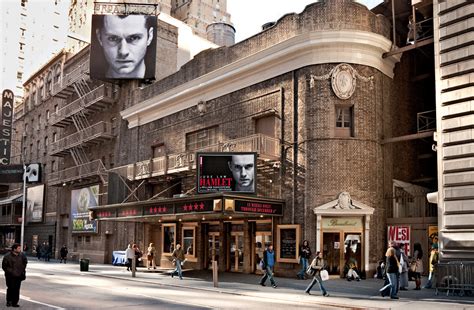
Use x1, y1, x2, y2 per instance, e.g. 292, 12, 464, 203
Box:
280, 87, 285, 198
292, 70, 298, 225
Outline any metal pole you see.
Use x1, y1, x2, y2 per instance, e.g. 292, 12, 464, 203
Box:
132, 255, 136, 277
20, 163, 26, 252
391, 0, 396, 48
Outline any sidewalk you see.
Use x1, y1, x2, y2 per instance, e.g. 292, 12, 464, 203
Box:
31, 258, 474, 310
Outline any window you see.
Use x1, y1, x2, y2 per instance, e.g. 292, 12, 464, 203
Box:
335, 106, 354, 137
44, 137, 48, 150
53, 132, 57, 142
162, 224, 176, 254
182, 226, 196, 259
255, 115, 277, 138
46, 110, 50, 120
54, 105, 58, 113
51, 160, 56, 173
186, 126, 218, 151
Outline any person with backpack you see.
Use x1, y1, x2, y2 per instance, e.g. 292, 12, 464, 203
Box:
259, 244, 277, 288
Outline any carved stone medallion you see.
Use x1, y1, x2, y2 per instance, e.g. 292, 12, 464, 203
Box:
331, 64, 357, 100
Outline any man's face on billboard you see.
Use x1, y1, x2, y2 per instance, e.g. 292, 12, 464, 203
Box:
96, 15, 153, 78
229, 155, 254, 191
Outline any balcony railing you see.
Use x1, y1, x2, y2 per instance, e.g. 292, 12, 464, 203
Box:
51, 58, 90, 97
50, 84, 116, 126
127, 134, 280, 181
49, 159, 106, 186
49, 122, 114, 156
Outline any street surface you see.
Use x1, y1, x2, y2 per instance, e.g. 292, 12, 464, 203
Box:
1, 258, 473, 309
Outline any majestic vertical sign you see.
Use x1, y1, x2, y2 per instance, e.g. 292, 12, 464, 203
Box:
1, 90, 14, 165
71, 185, 99, 233
387, 225, 411, 256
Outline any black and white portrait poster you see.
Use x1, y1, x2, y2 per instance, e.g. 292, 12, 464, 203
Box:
197, 152, 256, 194
90, 14, 157, 80
26, 184, 44, 223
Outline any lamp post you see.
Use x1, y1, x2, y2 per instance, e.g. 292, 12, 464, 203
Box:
20, 160, 26, 252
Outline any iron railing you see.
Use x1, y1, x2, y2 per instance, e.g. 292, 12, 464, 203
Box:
49, 159, 106, 185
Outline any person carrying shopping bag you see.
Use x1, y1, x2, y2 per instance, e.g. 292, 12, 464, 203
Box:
305, 251, 329, 297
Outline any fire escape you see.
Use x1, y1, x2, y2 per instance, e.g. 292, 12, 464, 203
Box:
48, 55, 118, 186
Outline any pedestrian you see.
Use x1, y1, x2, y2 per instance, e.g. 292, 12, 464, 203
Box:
125, 244, 134, 271
259, 244, 277, 288
134, 244, 142, 268
171, 243, 185, 280
147, 242, 156, 270
40, 242, 47, 261
304, 251, 329, 296
399, 243, 409, 290
379, 247, 400, 299
60, 245, 68, 264
345, 256, 361, 281
45, 242, 52, 262
36, 243, 42, 261
2, 243, 27, 307
423, 243, 439, 289
297, 240, 311, 280
410, 243, 423, 290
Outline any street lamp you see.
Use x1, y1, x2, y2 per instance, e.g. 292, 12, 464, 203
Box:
11, 131, 27, 252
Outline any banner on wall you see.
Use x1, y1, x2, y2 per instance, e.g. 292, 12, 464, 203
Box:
387, 225, 411, 256
71, 185, 99, 233
26, 184, 44, 223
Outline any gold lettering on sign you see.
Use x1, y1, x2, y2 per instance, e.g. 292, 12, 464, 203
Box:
329, 219, 357, 226
322, 217, 362, 229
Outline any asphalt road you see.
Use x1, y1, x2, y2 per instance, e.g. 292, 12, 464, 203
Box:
0, 260, 334, 309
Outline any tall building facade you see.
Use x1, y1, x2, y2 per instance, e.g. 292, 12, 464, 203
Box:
433, 0, 474, 261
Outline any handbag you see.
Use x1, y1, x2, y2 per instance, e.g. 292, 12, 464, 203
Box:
410, 260, 417, 272
320, 269, 329, 281
306, 265, 316, 277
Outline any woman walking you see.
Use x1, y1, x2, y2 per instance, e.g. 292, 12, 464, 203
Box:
379, 247, 400, 299
304, 251, 329, 297
411, 243, 423, 290
147, 243, 156, 270
297, 240, 311, 280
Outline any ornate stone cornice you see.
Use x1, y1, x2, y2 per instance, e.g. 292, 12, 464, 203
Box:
121, 30, 400, 128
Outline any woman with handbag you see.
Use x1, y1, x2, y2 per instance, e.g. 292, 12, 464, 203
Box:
379, 247, 400, 299
411, 243, 423, 290
304, 251, 329, 297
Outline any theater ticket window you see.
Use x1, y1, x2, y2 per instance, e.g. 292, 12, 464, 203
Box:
182, 226, 196, 259
276, 224, 300, 263
162, 224, 176, 254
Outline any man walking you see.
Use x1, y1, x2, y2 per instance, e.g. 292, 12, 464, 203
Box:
2, 243, 27, 307
171, 243, 185, 280
259, 244, 277, 288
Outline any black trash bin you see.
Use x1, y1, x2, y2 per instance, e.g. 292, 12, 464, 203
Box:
80, 258, 89, 272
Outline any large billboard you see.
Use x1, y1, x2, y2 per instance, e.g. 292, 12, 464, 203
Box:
90, 14, 157, 80
26, 184, 44, 223
71, 185, 99, 233
197, 152, 257, 194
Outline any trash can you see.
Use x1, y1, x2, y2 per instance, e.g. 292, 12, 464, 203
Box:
80, 258, 89, 272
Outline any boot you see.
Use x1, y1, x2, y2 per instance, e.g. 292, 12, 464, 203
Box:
415, 278, 421, 290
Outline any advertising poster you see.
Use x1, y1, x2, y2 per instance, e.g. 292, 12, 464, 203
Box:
26, 184, 44, 223
71, 185, 99, 233
197, 152, 257, 194
428, 225, 438, 246
90, 14, 157, 80
387, 225, 411, 256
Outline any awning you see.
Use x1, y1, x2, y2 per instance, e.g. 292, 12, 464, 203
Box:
0, 194, 23, 206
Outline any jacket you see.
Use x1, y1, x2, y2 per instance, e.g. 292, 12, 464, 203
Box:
299, 245, 312, 259
263, 249, 275, 268
172, 248, 185, 261
310, 257, 326, 276
125, 247, 135, 259
386, 255, 399, 274
2, 251, 27, 279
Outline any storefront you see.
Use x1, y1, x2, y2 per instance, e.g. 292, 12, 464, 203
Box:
91, 193, 284, 273
313, 192, 374, 277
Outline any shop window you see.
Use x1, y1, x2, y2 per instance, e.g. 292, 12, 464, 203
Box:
182, 226, 196, 258
162, 224, 176, 254
186, 126, 218, 151
335, 106, 354, 137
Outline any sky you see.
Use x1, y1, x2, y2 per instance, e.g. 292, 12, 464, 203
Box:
228, 0, 383, 42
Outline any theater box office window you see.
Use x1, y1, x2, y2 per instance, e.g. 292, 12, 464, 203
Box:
313, 192, 374, 277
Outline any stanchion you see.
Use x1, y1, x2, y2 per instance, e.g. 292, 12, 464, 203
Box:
212, 260, 218, 287
132, 257, 136, 278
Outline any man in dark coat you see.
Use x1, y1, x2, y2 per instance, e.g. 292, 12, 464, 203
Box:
2, 243, 27, 307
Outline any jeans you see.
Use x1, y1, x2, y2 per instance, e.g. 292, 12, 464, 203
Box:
260, 266, 276, 286
380, 272, 398, 297
305, 274, 327, 295
297, 257, 308, 278
172, 259, 183, 279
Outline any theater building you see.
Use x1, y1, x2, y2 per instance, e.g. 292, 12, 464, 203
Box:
11, 0, 440, 277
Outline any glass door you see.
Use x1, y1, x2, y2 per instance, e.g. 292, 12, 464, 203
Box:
322, 232, 341, 275
254, 232, 272, 273
208, 232, 220, 270
230, 232, 244, 272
